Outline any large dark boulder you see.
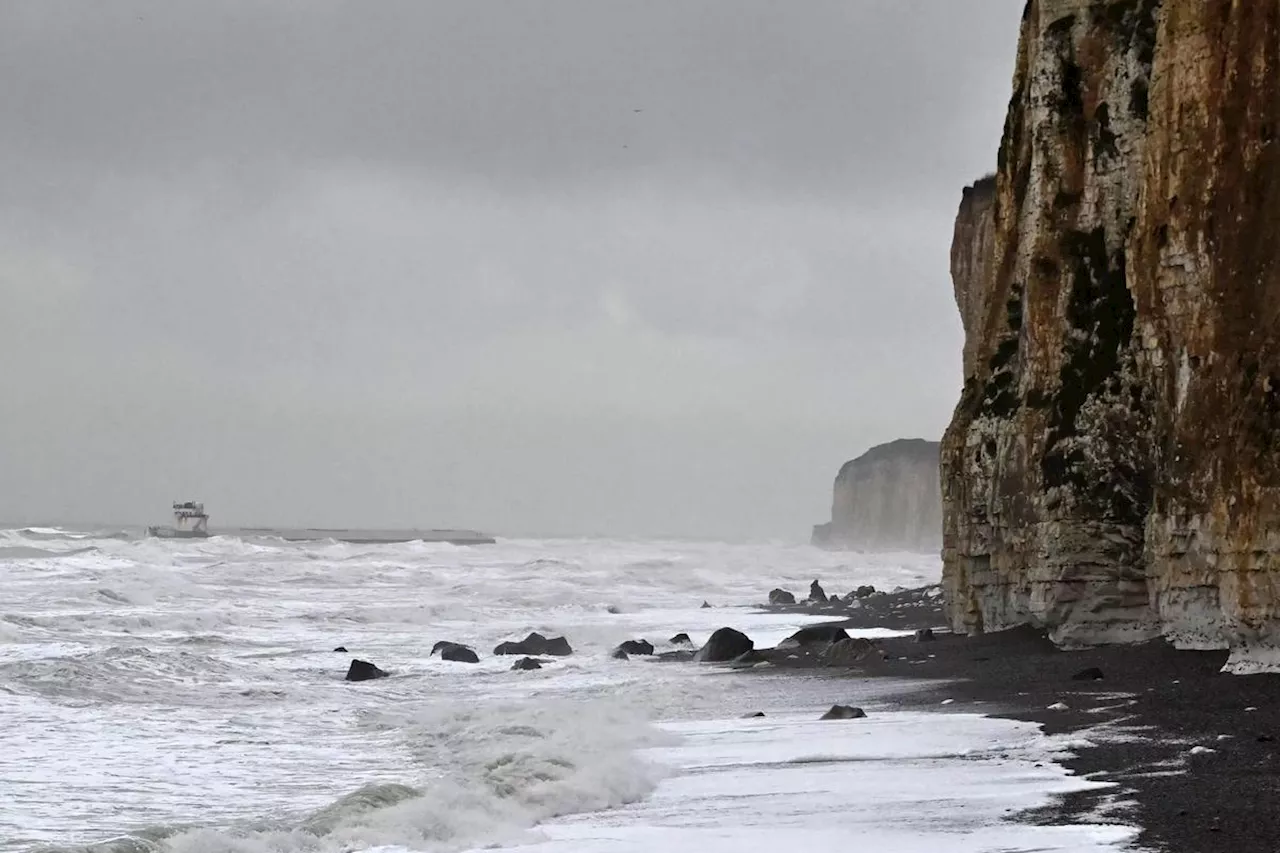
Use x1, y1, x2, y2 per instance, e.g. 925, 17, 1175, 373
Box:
808, 579, 828, 603
511, 657, 544, 671
432, 640, 480, 662
769, 588, 796, 605
693, 627, 753, 663
784, 625, 850, 646
820, 704, 867, 720
493, 632, 574, 657
616, 639, 654, 656
854, 585, 877, 599
345, 659, 387, 682
668, 633, 692, 646
822, 637, 876, 666
543, 636, 572, 656
333, 646, 348, 653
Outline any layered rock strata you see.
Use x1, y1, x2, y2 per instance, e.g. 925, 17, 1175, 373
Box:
813, 438, 942, 552
942, 0, 1280, 672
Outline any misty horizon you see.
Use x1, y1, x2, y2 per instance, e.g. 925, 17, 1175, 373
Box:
1, 1, 1025, 541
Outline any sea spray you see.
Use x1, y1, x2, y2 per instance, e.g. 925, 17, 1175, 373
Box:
49, 696, 673, 853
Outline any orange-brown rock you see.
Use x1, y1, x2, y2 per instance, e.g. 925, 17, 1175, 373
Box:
942, 0, 1280, 672
951, 175, 998, 377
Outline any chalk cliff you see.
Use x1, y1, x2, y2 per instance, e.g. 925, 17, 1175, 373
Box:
813, 439, 942, 553
942, 0, 1280, 672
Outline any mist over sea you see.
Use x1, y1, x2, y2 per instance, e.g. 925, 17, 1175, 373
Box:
2, 527, 1134, 852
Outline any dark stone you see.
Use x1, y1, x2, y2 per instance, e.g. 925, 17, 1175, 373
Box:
1071, 666, 1105, 681
701, 601, 713, 609
809, 579, 828, 603
914, 628, 937, 642
729, 649, 767, 668
432, 640, 480, 662
611, 648, 629, 660
668, 633, 692, 645
333, 646, 348, 653
820, 704, 867, 720
493, 632, 574, 657
440, 643, 480, 664
823, 637, 875, 666
694, 627, 754, 663
768, 588, 796, 605
743, 711, 766, 718
657, 649, 697, 662
345, 659, 387, 682
617, 639, 655, 656
544, 636, 573, 656
606, 605, 621, 614
785, 625, 850, 646
511, 657, 543, 671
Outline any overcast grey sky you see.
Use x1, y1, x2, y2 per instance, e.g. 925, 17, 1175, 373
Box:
0, 1, 1023, 540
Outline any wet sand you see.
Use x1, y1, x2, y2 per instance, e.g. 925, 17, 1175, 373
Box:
746, 590, 1280, 853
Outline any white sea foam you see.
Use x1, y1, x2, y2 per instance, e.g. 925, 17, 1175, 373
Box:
468, 711, 1141, 853
0, 528, 1137, 852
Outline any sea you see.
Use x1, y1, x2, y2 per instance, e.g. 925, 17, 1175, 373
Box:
1, 527, 1141, 853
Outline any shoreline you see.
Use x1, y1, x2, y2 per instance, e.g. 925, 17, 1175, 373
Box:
726, 589, 1280, 853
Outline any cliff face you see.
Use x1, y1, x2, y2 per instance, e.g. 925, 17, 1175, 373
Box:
814, 438, 942, 553
951, 175, 999, 377
943, 0, 1280, 672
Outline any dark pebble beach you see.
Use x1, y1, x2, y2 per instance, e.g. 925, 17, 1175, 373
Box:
749, 587, 1280, 853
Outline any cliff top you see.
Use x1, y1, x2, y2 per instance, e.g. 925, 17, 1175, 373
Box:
961, 172, 997, 200
836, 437, 940, 480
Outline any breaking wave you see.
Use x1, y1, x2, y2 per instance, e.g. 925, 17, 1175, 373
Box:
34, 697, 671, 853
6, 529, 939, 852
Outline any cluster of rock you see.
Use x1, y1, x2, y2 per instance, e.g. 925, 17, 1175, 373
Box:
343, 630, 575, 680
691, 620, 934, 668
341, 578, 950, 683
768, 579, 880, 607
342, 629, 696, 681
941, 0, 1280, 671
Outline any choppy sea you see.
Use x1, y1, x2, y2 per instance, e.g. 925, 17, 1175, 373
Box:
1, 527, 1139, 852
